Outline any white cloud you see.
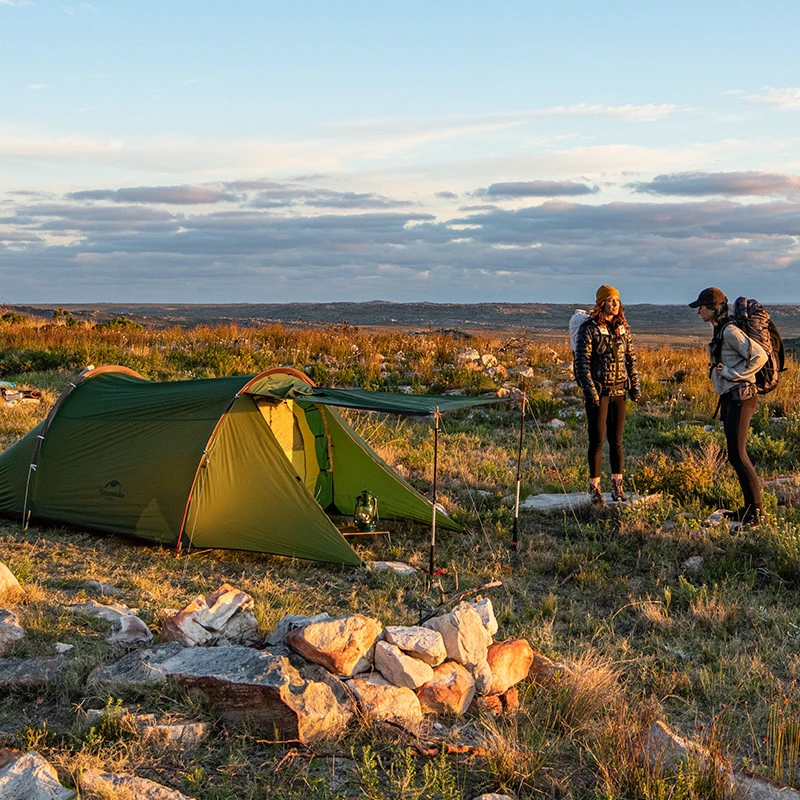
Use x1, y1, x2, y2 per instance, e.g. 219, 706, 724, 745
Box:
745, 87, 800, 109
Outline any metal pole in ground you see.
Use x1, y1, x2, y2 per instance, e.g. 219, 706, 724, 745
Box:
511, 393, 526, 552
428, 407, 440, 583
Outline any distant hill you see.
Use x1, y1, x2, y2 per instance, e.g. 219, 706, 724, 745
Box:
8, 301, 800, 341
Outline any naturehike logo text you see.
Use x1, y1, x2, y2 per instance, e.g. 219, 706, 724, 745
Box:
100, 480, 125, 499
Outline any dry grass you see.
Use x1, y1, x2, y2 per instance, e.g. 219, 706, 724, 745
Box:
0, 316, 799, 798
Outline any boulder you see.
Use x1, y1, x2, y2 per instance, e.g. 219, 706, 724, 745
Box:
81, 768, 193, 799
423, 602, 491, 668
106, 614, 153, 647
374, 641, 434, 689
0, 609, 26, 657
529, 652, 568, 681
349, 673, 423, 729
384, 625, 446, 666
286, 614, 382, 676
417, 661, 475, 716
486, 639, 534, 695
161, 583, 260, 647
88, 644, 351, 743
0, 750, 74, 799
0, 657, 65, 690
266, 613, 330, 646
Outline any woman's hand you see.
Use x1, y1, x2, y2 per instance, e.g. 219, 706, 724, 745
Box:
715, 363, 724, 377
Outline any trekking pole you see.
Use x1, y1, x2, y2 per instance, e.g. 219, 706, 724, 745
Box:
511, 393, 526, 552
428, 407, 440, 588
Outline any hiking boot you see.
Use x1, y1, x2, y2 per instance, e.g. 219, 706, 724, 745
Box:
589, 484, 605, 506
741, 507, 763, 526
611, 479, 628, 503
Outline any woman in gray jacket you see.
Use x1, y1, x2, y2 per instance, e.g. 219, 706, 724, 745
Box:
689, 287, 767, 524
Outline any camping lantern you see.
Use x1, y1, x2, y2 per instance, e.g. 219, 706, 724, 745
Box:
354, 490, 378, 532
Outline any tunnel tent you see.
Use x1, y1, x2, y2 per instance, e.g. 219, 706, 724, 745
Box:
0, 366, 508, 565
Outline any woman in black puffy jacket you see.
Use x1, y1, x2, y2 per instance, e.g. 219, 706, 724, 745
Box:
574, 285, 641, 505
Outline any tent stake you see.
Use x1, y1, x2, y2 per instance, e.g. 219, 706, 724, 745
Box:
428, 407, 440, 584
511, 393, 526, 552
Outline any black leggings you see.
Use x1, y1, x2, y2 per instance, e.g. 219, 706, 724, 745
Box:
585, 394, 627, 478
720, 393, 761, 512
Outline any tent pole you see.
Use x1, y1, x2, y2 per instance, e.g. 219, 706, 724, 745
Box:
428, 407, 440, 582
511, 393, 526, 552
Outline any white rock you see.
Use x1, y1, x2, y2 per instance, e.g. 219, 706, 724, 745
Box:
470, 597, 499, 637
107, 615, 153, 646
366, 561, 417, 576
384, 625, 446, 667
374, 641, 434, 689
0, 751, 74, 799
423, 602, 492, 668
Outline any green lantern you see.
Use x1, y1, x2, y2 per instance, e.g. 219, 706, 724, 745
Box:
354, 489, 379, 532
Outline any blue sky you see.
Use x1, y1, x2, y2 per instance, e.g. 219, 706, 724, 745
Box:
2, 1, 800, 305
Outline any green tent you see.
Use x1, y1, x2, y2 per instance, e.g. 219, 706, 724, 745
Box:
0, 366, 506, 565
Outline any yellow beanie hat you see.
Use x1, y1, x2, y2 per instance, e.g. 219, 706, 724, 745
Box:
596, 284, 620, 304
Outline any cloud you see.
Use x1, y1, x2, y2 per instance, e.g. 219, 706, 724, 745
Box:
478, 181, 599, 198
539, 103, 678, 122
630, 171, 800, 197
744, 87, 800, 109
4, 177, 800, 304
67, 186, 238, 204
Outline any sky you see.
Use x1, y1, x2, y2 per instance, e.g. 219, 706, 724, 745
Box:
2, 1, 800, 306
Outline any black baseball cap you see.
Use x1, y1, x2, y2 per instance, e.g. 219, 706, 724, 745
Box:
688, 287, 726, 308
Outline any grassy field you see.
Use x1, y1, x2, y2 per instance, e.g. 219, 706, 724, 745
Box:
0, 310, 799, 798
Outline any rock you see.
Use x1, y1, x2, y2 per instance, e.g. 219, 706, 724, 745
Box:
81, 768, 193, 799
645, 720, 800, 798
470, 597, 499, 637
705, 511, 727, 526
366, 561, 417, 576
348, 673, 423, 729
65, 599, 134, 622
266, 613, 331, 646
472, 795, 515, 800
681, 556, 704, 575
0, 750, 74, 799
54, 643, 73, 655
529, 652, 567, 681
0, 609, 26, 657
417, 661, 475, 716
286, 614, 382, 676
480, 354, 498, 368
89, 644, 351, 744
517, 367, 536, 379
374, 641, 434, 689
660, 521, 677, 532
423, 602, 491, 668
0, 563, 21, 596
85, 708, 208, 746
84, 579, 123, 597
106, 614, 153, 646
547, 418, 567, 429
470, 659, 494, 695
487, 639, 534, 695
161, 583, 260, 647
0, 657, 65, 690
384, 625, 446, 667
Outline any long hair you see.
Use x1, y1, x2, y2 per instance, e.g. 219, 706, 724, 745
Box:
712, 300, 729, 326
589, 303, 628, 334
